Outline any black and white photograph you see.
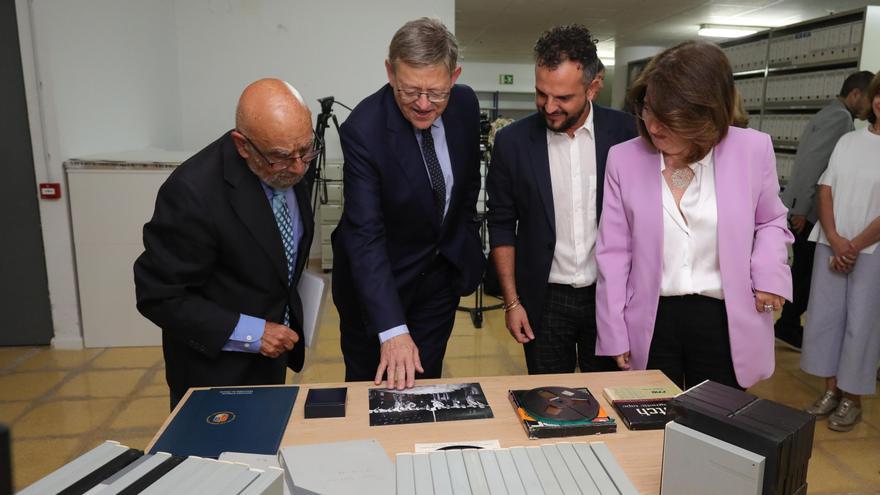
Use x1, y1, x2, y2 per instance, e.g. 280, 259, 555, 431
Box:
368, 383, 493, 426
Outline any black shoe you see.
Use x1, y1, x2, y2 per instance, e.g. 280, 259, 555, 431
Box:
774, 324, 802, 352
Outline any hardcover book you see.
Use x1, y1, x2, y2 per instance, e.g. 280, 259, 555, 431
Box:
508, 388, 616, 439
602, 385, 681, 431
149, 386, 299, 458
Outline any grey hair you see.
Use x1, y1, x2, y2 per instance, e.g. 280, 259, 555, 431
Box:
388, 17, 458, 74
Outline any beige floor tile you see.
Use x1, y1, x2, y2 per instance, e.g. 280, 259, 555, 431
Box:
110, 397, 172, 430
858, 397, 880, 431
805, 445, 868, 494
0, 347, 38, 370
810, 416, 880, 442
0, 371, 67, 401
16, 348, 102, 371
11, 436, 82, 491
298, 361, 345, 384
91, 347, 164, 369
310, 339, 343, 361
14, 398, 119, 437
819, 437, 880, 489
55, 369, 146, 398
446, 335, 504, 359
443, 356, 523, 378
749, 370, 818, 408
150, 369, 167, 385
0, 402, 29, 424
137, 384, 170, 397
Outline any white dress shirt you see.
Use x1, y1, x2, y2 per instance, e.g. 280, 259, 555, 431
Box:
659, 150, 724, 299
546, 102, 599, 287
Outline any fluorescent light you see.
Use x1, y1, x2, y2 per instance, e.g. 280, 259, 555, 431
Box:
698, 24, 762, 39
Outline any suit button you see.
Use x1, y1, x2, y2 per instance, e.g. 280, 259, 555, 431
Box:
546, 242, 553, 250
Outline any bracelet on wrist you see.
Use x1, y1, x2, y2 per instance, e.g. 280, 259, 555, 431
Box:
503, 297, 521, 312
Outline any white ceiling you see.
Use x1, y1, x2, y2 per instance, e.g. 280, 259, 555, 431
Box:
456, 0, 878, 64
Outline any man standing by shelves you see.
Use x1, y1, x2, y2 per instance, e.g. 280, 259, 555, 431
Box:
777, 70, 874, 350
486, 25, 637, 374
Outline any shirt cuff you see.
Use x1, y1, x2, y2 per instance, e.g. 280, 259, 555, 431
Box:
378, 325, 409, 343
221, 314, 265, 353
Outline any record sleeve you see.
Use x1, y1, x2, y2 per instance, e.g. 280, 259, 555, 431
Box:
509, 388, 616, 439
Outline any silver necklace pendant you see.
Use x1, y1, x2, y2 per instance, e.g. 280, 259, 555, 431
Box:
670, 167, 694, 189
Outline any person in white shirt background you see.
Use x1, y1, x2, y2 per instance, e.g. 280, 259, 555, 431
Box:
801, 72, 880, 432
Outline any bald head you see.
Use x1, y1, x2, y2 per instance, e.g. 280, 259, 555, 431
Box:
232, 79, 314, 189
236, 78, 311, 138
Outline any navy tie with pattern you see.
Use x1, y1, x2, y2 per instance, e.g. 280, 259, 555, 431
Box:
420, 128, 446, 221
271, 189, 297, 327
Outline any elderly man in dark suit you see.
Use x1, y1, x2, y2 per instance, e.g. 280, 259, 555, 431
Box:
487, 25, 638, 374
135, 79, 316, 408
332, 18, 484, 390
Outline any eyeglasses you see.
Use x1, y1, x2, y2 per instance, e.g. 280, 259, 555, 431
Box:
396, 87, 451, 103
237, 130, 323, 170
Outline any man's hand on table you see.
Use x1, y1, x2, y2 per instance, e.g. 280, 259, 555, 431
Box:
376, 333, 423, 390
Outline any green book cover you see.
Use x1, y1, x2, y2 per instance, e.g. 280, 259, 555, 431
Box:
602, 384, 682, 404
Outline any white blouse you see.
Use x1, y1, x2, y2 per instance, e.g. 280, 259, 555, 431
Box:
808, 127, 880, 254
660, 150, 724, 299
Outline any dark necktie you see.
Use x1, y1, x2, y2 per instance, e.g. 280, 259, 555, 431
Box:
271, 189, 297, 326
420, 128, 446, 220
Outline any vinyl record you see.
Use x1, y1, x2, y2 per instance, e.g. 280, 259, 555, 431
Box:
521, 386, 599, 424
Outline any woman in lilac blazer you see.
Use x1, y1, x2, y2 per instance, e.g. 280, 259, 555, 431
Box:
596, 41, 793, 389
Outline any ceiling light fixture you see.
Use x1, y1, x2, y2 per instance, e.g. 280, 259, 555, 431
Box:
698, 24, 765, 39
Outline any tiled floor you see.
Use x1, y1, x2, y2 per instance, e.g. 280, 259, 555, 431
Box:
2, 288, 879, 493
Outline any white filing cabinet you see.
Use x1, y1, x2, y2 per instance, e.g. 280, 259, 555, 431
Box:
65, 152, 189, 347
318, 161, 344, 271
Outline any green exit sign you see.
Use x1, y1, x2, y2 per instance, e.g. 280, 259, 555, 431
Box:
499, 74, 514, 85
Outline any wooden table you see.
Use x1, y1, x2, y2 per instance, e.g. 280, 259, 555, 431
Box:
150, 370, 674, 494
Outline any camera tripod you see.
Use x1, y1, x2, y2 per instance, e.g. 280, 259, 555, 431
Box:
456, 133, 504, 328
310, 96, 352, 212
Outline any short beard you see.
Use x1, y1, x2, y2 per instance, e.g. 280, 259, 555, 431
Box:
542, 114, 579, 133
540, 105, 586, 133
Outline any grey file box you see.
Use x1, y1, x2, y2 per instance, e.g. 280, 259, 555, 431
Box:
662, 421, 765, 495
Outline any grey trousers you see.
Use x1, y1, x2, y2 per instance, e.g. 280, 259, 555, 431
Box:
801, 243, 880, 395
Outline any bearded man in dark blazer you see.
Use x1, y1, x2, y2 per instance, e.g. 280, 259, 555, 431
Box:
487, 25, 637, 374
135, 79, 316, 408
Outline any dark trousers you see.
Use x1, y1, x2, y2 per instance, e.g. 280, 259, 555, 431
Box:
647, 295, 741, 390
340, 257, 458, 382
776, 221, 816, 333
524, 283, 618, 374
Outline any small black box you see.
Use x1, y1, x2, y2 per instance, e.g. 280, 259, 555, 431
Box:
304, 387, 347, 419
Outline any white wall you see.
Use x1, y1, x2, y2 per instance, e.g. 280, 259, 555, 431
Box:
458, 61, 535, 93
460, 60, 617, 109
20, 0, 454, 348
23, 0, 181, 348
174, 0, 454, 161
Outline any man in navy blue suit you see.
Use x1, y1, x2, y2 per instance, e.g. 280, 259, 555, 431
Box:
487, 25, 638, 374
332, 18, 484, 389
